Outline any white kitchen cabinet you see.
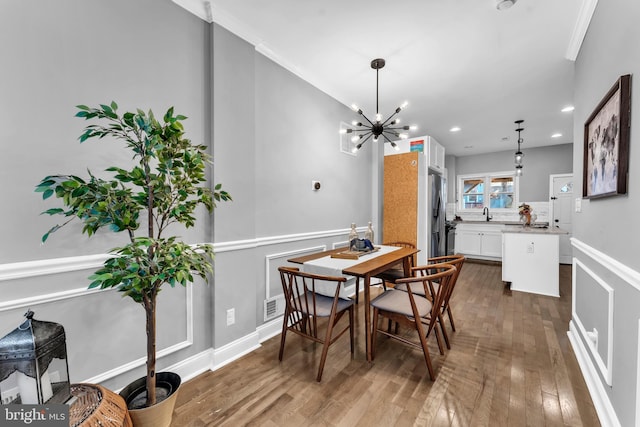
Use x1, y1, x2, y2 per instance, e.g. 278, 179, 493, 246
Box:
455, 223, 505, 260
428, 137, 445, 173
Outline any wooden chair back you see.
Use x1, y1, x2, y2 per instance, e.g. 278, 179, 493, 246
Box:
371, 262, 456, 380
427, 254, 465, 332
277, 266, 355, 381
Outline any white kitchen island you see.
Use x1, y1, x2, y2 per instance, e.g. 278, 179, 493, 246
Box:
501, 225, 568, 297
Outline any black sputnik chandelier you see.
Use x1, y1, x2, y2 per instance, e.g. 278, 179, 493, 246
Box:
340, 58, 417, 153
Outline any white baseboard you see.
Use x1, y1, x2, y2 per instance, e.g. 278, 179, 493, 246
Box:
568, 321, 620, 427
178, 318, 282, 377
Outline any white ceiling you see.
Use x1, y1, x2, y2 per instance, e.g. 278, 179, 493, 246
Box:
177, 0, 595, 157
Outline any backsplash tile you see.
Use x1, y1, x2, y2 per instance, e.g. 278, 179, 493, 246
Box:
449, 201, 549, 224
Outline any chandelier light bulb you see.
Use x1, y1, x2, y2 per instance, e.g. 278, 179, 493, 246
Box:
351, 120, 360, 126
339, 128, 347, 134
351, 135, 360, 142
399, 133, 408, 139
516, 165, 523, 176
375, 113, 382, 122
400, 101, 409, 109
515, 151, 523, 164
350, 103, 359, 112
373, 135, 379, 142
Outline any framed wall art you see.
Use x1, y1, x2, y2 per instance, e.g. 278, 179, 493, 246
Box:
583, 74, 631, 199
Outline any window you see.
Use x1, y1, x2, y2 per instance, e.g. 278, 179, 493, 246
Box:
458, 172, 517, 211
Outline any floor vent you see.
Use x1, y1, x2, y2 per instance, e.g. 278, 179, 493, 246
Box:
264, 296, 284, 321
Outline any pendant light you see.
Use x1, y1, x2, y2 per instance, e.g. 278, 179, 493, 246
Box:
514, 119, 524, 176
340, 58, 417, 152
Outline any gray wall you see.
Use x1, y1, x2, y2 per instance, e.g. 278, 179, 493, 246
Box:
0, 0, 374, 393
571, 0, 640, 425
210, 24, 374, 348
453, 144, 573, 201
0, 0, 214, 391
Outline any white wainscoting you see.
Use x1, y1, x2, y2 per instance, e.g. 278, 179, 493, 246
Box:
0, 253, 194, 385
0, 228, 356, 388
568, 237, 640, 427
571, 258, 614, 385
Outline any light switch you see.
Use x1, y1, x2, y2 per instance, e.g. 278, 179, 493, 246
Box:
575, 198, 582, 213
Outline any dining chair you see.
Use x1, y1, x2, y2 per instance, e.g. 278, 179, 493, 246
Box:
370, 262, 456, 380
354, 241, 416, 304
394, 254, 465, 349
278, 266, 355, 382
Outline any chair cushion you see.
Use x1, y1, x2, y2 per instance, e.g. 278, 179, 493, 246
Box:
395, 282, 428, 297
295, 291, 354, 317
375, 267, 406, 282
395, 281, 442, 298
370, 289, 432, 317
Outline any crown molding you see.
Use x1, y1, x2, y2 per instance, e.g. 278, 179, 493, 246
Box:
171, 0, 348, 108
565, 0, 598, 61
172, 0, 212, 23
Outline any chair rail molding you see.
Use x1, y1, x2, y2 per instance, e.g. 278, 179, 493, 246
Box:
571, 237, 640, 291
0, 254, 109, 282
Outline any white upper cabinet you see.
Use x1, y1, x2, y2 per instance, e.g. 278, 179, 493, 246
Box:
384, 135, 445, 175
427, 137, 445, 173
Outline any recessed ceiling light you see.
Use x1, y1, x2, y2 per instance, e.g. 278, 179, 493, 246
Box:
561, 106, 575, 112
496, 0, 516, 10
551, 133, 562, 138
450, 126, 461, 132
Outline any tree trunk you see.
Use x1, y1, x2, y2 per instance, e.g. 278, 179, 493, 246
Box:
145, 293, 157, 406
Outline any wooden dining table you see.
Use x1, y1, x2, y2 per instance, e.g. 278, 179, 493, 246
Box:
288, 245, 419, 362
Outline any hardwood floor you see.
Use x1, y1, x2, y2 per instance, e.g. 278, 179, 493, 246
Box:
171, 262, 600, 426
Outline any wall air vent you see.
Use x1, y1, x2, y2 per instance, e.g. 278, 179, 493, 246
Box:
264, 296, 284, 321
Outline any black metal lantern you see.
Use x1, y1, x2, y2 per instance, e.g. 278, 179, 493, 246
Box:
0, 310, 71, 404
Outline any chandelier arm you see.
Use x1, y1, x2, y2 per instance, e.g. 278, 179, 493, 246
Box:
381, 133, 396, 144
356, 133, 374, 150
380, 110, 400, 127
359, 112, 376, 127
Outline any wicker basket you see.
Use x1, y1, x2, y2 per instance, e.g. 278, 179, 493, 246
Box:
70, 383, 132, 427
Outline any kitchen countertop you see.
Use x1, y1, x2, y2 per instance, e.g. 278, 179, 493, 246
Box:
502, 225, 568, 234
453, 220, 545, 226
454, 220, 520, 225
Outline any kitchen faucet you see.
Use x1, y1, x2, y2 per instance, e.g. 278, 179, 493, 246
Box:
483, 207, 492, 222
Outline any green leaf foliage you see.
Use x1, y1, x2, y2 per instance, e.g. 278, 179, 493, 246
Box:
36, 102, 232, 299
37, 102, 232, 407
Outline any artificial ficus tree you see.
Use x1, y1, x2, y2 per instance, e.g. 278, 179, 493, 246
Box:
36, 102, 231, 407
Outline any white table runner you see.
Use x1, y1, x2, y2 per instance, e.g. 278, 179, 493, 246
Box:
301, 245, 400, 299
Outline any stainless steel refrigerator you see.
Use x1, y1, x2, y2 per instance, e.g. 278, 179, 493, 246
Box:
429, 173, 446, 258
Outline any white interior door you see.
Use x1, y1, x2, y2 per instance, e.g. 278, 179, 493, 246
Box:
549, 174, 573, 264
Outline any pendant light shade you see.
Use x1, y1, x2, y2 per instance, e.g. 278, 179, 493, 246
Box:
514, 120, 524, 176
